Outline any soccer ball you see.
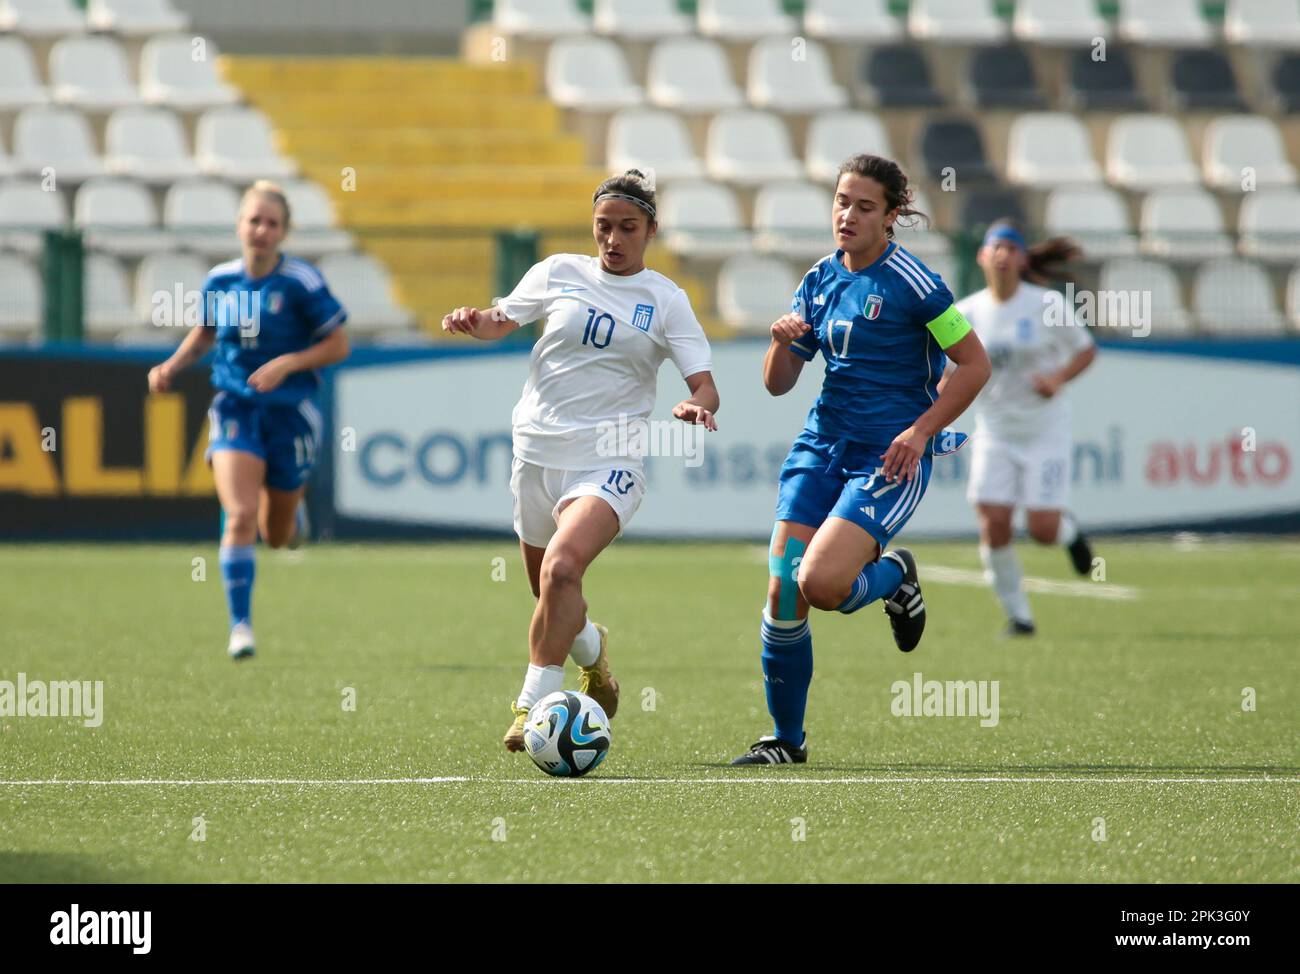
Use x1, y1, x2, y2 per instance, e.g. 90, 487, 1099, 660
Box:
523, 690, 611, 777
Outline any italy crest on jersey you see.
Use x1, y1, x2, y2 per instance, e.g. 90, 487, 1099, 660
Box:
865, 294, 884, 320
266, 290, 284, 315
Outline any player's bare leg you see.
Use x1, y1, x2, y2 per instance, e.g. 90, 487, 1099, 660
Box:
213, 450, 265, 659
260, 485, 306, 550
1027, 507, 1094, 576
978, 503, 1033, 636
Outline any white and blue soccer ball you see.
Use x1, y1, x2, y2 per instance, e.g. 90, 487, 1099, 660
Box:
523, 690, 611, 777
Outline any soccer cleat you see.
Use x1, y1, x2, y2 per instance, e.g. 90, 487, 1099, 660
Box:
881, 547, 925, 652
1004, 618, 1036, 637
503, 700, 530, 752
577, 622, 619, 719
1067, 531, 1094, 576
731, 735, 807, 766
227, 621, 255, 661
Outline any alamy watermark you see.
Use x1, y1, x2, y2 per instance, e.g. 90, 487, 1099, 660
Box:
0, 673, 103, 728
1045, 284, 1152, 339
595, 414, 705, 467
150, 287, 262, 336
890, 672, 999, 728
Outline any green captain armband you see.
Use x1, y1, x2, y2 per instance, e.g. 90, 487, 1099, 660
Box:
925, 304, 972, 349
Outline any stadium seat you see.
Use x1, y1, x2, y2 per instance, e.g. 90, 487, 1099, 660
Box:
1042, 185, 1139, 259
545, 37, 642, 110
12, 106, 105, 182
281, 179, 354, 258
966, 44, 1046, 110
752, 181, 835, 261
0, 179, 67, 255
747, 36, 846, 114
1118, 0, 1213, 46
0, 0, 85, 35
139, 35, 240, 110
658, 180, 750, 258
0, 37, 49, 111
1286, 266, 1300, 328
49, 36, 141, 111
83, 253, 141, 339
75, 177, 173, 257
957, 187, 1027, 232
195, 107, 296, 182
891, 191, 952, 259
1006, 113, 1102, 188
1013, 0, 1110, 45
1106, 115, 1200, 190
915, 117, 995, 185
86, 0, 189, 35
1169, 50, 1246, 112
1202, 116, 1297, 191
0, 253, 42, 341
318, 252, 415, 333
646, 37, 743, 114
705, 110, 803, 186
606, 108, 704, 181
1098, 258, 1193, 334
1140, 188, 1234, 261
0, 134, 13, 179
1063, 46, 1147, 112
858, 44, 943, 108
909, 0, 1005, 44
804, 0, 902, 43
697, 0, 796, 41
493, 0, 590, 38
593, 0, 690, 38
716, 255, 798, 332
1193, 259, 1284, 333
1238, 187, 1300, 260
163, 179, 240, 257
104, 107, 199, 184
1224, 0, 1300, 47
134, 252, 207, 331
1271, 53, 1300, 112
804, 110, 894, 183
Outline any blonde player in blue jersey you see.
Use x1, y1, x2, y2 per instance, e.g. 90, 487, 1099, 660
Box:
147, 180, 350, 660
732, 154, 992, 766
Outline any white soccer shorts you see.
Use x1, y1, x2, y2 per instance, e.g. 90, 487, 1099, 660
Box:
510, 457, 645, 548
966, 428, 1072, 510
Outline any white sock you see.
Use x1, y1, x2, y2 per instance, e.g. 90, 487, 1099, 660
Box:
569, 618, 602, 667
1055, 513, 1078, 546
517, 663, 564, 711
981, 543, 1033, 624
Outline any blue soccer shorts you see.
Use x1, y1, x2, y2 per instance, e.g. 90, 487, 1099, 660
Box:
206, 391, 323, 491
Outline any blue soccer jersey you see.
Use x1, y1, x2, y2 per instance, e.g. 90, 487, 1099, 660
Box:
202, 254, 347, 406
788, 242, 971, 449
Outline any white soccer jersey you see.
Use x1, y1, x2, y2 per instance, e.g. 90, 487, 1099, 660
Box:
956, 282, 1094, 441
495, 253, 714, 470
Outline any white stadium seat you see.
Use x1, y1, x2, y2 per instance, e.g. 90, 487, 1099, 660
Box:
545, 36, 643, 110
697, 0, 796, 41
746, 36, 847, 114
646, 37, 743, 115
804, 0, 903, 43
659, 180, 750, 259
163, 179, 240, 258
75, 177, 173, 257
706, 110, 803, 186
104, 107, 200, 184
493, 0, 590, 38
134, 252, 207, 333
717, 255, 799, 332
281, 179, 354, 258
593, 0, 691, 39
1006, 113, 1102, 188
13, 106, 105, 182
139, 35, 240, 110
607, 108, 704, 182
50, 36, 141, 111
1118, 0, 1213, 46
1193, 259, 1284, 334
1224, 0, 1300, 47
1202, 116, 1297, 191
318, 253, 415, 334
83, 253, 141, 339
1098, 258, 1193, 335
1013, 0, 1110, 45
87, 0, 189, 36
1106, 114, 1201, 190
0, 179, 67, 255
195, 107, 296, 182
1140, 187, 1233, 261
1238, 187, 1300, 261
0, 37, 50, 111
0, 253, 42, 341
1043, 185, 1138, 259
0, 0, 85, 35
805, 110, 894, 183
893, 190, 952, 258
753, 181, 835, 261
909, 0, 1007, 44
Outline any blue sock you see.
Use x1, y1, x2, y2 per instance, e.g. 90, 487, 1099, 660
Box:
760, 613, 813, 746
836, 558, 904, 614
219, 544, 255, 628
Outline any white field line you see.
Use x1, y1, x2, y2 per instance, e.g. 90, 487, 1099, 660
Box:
0, 776, 1292, 786
922, 565, 1138, 601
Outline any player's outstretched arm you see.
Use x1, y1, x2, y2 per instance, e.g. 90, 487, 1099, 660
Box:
1033, 344, 1096, 398
672, 370, 719, 431
441, 305, 520, 341
247, 328, 350, 393
148, 325, 215, 393
763, 312, 810, 396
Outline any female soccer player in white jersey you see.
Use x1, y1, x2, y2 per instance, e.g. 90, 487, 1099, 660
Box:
732, 154, 991, 766
148, 180, 350, 660
442, 169, 719, 752
954, 221, 1097, 636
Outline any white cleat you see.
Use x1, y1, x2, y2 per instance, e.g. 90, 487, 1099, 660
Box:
227, 622, 255, 661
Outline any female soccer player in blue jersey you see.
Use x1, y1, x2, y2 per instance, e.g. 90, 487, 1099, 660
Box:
732, 154, 991, 766
147, 180, 350, 660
